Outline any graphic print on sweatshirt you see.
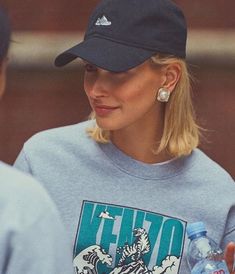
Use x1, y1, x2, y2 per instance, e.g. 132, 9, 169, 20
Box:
73, 201, 186, 274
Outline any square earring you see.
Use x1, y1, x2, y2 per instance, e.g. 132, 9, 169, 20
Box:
157, 88, 171, 102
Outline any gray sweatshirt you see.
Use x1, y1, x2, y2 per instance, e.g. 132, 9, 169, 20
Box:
14, 121, 235, 274
0, 161, 73, 274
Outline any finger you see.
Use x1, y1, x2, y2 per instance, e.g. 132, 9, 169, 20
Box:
224, 242, 235, 273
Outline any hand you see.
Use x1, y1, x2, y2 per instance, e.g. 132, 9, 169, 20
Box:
225, 242, 235, 274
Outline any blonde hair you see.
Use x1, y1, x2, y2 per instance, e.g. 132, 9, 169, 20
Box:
87, 54, 200, 157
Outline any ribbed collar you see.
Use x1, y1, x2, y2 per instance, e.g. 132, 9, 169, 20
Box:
99, 142, 196, 180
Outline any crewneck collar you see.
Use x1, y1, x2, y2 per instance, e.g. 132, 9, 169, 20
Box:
99, 141, 196, 180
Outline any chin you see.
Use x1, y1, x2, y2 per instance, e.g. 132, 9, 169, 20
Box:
96, 120, 115, 131
96, 118, 121, 131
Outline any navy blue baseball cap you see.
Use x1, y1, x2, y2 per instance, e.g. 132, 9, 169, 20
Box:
55, 0, 187, 72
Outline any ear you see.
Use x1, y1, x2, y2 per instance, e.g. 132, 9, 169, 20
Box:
161, 63, 181, 93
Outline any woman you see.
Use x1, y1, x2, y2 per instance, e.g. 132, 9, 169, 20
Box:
14, 0, 235, 273
0, 7, 73, 274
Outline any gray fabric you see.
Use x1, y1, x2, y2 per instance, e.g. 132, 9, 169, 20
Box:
0, 162, 73, 274
14, 120, 235, 274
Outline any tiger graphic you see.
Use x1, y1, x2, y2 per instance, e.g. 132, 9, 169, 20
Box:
117, 227, 151, 266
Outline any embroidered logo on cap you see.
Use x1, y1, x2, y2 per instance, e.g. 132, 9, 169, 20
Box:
95, 15, 112, 26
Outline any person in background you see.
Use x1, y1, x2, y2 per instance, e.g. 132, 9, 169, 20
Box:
14, 0, 235, 273
0, 7, 73, 274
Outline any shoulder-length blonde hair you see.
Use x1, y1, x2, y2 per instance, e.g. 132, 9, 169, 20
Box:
86, 54, 200, 157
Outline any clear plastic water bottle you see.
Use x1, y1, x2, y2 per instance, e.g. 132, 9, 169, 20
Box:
186, 222, 229, 274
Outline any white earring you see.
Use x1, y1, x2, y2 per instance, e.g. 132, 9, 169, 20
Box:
157, 88, 171, 102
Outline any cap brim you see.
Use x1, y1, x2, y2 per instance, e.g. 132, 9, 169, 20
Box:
54, 37, 156, 72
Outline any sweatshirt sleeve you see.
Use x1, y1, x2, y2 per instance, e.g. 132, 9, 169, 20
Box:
0, 168, 74, 274
5, 206, 74, 274
14, 148, 32, 175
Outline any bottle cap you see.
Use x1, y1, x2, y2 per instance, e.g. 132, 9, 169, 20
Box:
186, 222, 207, 239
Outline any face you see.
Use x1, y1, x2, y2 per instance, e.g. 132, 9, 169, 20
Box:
83, 60, 165, 132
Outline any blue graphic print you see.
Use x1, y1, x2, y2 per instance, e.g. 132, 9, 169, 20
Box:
73, 201, 186, 274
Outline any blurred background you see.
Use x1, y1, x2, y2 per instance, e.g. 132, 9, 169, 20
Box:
0, 0, 234, 178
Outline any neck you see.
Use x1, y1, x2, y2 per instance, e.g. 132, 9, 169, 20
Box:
110, 108, 172, 164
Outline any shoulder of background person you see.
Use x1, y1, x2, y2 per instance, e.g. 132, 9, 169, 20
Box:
0, 161, 60, 218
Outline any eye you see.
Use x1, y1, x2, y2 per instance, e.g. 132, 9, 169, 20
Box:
84, 63, 97, 72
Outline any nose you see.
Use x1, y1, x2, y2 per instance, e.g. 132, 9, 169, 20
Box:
85, 69, 109, 99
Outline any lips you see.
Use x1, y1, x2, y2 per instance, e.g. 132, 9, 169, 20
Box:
93, 104, 119, 116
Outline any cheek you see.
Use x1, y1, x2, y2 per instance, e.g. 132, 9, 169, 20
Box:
83, 75, 92, 95
117, 81, 156, 106
83, 81, 89, 95
122, 91, 145, 106
83, 73, 89, 91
